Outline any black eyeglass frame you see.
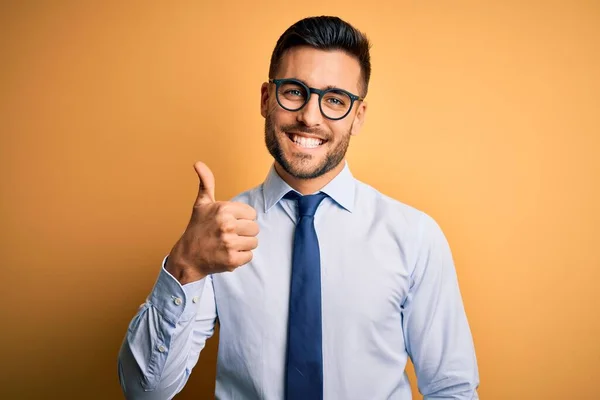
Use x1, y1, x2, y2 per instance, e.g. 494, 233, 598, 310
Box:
268, 78, 365, 121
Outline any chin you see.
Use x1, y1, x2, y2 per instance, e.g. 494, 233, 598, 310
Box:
265, 116, 348, 180
279, 152, 340, 180
285, 163, 325, 180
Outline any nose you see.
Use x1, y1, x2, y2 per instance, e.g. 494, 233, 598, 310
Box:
296, 92, 323, 127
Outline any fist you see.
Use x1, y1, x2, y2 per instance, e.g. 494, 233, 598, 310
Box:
166, 161, 259, 284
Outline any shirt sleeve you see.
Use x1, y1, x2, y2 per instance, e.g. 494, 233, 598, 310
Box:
402, 213, 480, 399
118, 257, 218, 400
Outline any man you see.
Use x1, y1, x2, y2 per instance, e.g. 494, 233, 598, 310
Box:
118, 16, 479, 400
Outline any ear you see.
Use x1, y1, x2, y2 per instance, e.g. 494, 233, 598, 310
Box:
350, 101, 368, 136
260, 82, 270, 118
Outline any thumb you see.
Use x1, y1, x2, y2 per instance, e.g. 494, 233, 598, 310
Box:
193, 161, 216, 205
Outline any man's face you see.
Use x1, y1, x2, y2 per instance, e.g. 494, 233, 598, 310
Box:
261, 47, 367, 180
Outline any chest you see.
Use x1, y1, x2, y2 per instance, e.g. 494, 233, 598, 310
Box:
213, 208, 412, 333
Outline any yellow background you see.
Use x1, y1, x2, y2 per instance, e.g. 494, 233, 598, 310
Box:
1, 1, 598, 399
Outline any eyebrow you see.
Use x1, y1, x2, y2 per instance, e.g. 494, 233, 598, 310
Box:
290, 78, 344, 91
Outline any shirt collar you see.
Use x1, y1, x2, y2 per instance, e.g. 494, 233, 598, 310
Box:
262, 161, 356, 213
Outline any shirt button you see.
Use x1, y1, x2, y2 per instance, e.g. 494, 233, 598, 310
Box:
192, 296, 199, 303
173, 297, 182, 306
158, 345, 166, 353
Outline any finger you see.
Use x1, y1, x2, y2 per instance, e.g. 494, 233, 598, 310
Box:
231, 250, 254, 267
232, 235, 259, 251
193, 161, 216, 205
229, 202, 257, 220
235, 220, 259, 237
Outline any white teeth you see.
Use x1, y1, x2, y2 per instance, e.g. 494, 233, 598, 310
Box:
292, 134, 323, 148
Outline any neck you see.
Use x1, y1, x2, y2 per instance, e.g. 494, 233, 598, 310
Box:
274, 160, 346, 195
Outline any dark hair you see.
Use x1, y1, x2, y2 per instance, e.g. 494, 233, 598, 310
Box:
268, 16, 372, 97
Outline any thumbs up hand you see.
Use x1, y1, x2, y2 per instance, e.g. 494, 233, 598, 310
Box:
166, 162, 259, 284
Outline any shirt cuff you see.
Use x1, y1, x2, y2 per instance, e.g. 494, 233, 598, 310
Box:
148, 256, 207, 325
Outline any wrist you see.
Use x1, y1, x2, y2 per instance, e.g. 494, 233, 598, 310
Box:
165, 256, 207, 285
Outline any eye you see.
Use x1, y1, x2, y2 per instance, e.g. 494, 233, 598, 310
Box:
323, 92, 348, 108
327, 97, 344, 106
285, 89, 304, 97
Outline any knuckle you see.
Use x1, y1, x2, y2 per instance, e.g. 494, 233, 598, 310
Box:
225, 251, 239, 268
214, 209, 227, 223
218, 219, 236, 234
221, 233, 235, 248
215, 202, 229, 216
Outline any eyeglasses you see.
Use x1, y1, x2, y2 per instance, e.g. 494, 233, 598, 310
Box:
268, 78, 364, 121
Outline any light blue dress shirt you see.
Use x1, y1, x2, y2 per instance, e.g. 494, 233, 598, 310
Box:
118, 162, 479, 399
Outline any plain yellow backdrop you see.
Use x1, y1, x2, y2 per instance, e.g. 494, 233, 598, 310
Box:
1, 1, 598, 399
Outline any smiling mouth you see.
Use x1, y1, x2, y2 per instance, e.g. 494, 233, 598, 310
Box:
285, 132, 327, 149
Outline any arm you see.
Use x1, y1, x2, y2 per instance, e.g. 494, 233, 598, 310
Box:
116, 161, 257, 399
118, 257, 217, 400
402, 213, 479, 399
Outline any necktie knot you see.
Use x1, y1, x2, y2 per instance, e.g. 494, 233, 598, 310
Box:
286, 191, 327, 218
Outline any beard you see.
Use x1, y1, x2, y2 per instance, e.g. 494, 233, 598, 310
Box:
264, 113, 351, 180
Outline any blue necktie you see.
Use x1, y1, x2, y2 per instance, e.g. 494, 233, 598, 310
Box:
285, 191, 327, 400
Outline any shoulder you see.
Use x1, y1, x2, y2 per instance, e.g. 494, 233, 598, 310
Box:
354, 179, 448, 245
